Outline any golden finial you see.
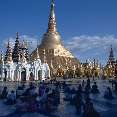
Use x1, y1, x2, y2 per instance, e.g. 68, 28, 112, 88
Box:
47, 0, 56, 32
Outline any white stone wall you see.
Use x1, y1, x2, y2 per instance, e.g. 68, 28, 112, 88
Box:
0, 58, 50, 81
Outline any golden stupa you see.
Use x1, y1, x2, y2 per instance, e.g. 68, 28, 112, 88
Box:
31, 0, 79, 76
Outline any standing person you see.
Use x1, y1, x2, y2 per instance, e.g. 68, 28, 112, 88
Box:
4, 69, 7, 82
29, 72, 34, 81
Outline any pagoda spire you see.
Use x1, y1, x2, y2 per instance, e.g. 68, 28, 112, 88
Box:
21, 40, 29, 61
109, 45, 114, 58
47, 0, 57, 33
16, 32, 19, 40
12, 32, 20, 63
108, 45, 115, 65
5, 40, 13, 63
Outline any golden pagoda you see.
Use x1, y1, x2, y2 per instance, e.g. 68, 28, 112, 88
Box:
31, 0, 79, 77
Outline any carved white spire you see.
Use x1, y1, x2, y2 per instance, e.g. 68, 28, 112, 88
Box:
47, 0, 57, 33
36, 47, 40, 59
0, 51, 4, 64
43, 49, 47, 63
50, 59, 53, 69
21, 50, 27, 63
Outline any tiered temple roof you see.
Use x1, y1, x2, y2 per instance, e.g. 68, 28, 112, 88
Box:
107, 45, 115, 66
4, 33, 30, 64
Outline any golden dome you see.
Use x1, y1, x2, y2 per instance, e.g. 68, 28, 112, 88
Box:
39, 32, 63, 49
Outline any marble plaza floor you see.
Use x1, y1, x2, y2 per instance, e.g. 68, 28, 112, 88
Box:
0, 79, 117, 117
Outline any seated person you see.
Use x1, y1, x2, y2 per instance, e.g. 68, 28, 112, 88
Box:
16, 86, 24, 98
26, 96, 38, 112
87, 78, 90, 86
64, 86, 70, 93
0, 86, 2, 95
70, 87, 76, 94
114, 82, 117, 92
91, 82, 99, 94
82, 80, 85, 88
20, 84, 25, 90
0, 87, 8, 99
38, 83, 46, 97
62, 81, 67, 89
15, 99, 28, 112
5, 90, 16, 105
38, 88, 49, 108
83, 98, 100, 117
74, 93, 84, 115
64, 86, 72, 101
44, 89, 60, 112
104, 87, 114, 99
77, 84, 83, 93
29, 88, 37, 97
85, 84, 91, 94
51, 88, 60, 106
29, 82, 36, 89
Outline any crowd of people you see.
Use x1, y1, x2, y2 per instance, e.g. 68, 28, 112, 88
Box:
63, 79, 100, 117
63, 78, 116, 117
0, 80, 61, 117
0, 78, 116, 117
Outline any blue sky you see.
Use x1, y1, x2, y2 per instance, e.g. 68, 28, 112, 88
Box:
0, 0, 117, 65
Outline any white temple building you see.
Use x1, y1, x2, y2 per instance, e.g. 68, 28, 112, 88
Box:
0, 33, 50, 82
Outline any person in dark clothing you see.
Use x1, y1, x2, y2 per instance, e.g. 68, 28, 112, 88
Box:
91, 82, 99, 94
87, 78, 90, 86
82, 80, 85, 88
74, 92, 84, 115
104, 87, 114, 99
114, 82, 117, 92
0, 87, 8, 99
5, 90, 16, 105
78, 84, 83, 93
82, 98, 100, 117
4, 69, 7, 82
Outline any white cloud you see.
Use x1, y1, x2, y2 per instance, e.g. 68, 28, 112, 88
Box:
64, 35, 117, 64
65, 35, 117, 52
